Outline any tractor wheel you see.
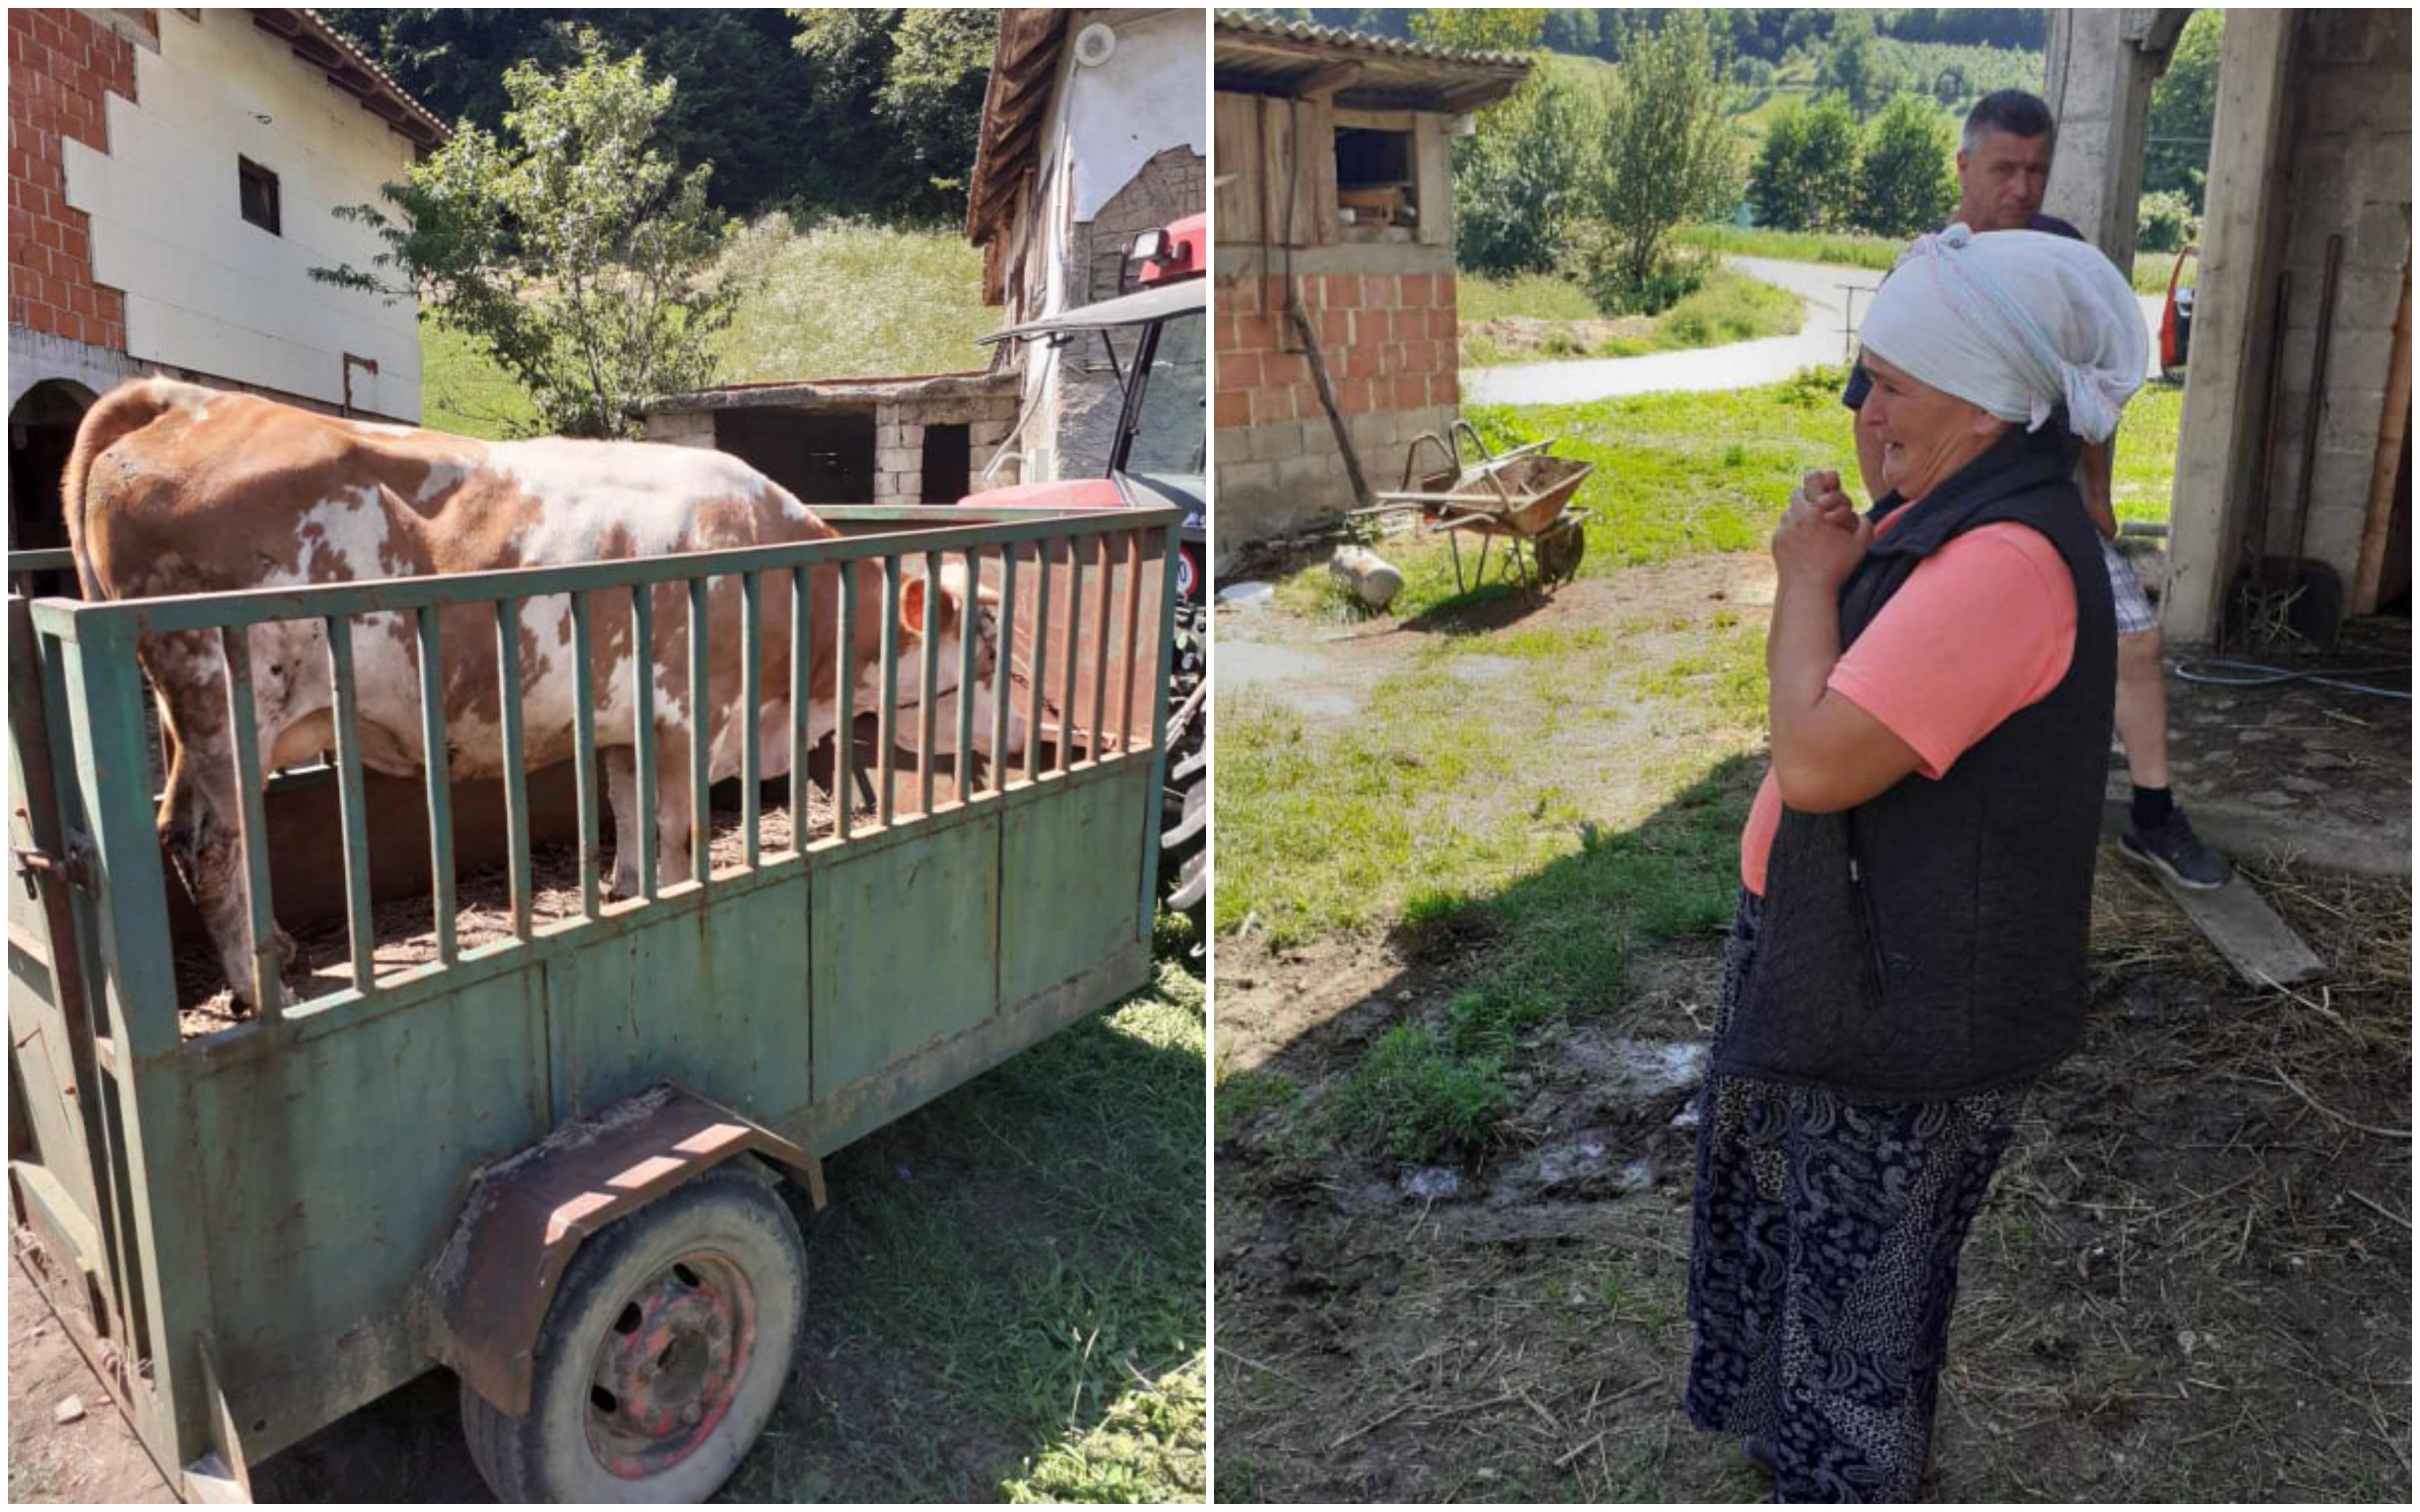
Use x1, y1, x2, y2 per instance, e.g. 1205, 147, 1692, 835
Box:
459, 1165, 805, 1503
1537, 519, 1586, 586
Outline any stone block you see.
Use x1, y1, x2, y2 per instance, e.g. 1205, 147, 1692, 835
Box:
1221, 457, 1277, 497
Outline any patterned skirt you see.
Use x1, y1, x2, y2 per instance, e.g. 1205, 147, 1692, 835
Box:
1684, 889, 2027, 1503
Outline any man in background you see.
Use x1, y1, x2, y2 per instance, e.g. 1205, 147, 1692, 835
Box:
1842, 89, 2230, 889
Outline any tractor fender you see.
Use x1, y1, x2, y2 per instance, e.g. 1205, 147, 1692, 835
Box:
424, 1083, 826, 1418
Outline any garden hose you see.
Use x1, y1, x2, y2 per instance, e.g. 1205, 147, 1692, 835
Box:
2173, 658, 2411, 700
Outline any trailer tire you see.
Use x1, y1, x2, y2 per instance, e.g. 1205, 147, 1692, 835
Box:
458, 1166, 805, 1503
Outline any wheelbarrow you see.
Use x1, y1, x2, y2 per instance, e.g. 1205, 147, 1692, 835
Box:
1363, 421, 1595, 594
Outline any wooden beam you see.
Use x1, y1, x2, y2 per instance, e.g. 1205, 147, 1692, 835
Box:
1295, 60, 1363, 102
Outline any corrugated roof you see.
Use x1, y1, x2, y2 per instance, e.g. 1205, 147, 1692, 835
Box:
1213, 11, 1531, 69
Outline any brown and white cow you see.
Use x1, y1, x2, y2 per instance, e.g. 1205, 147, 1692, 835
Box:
63, 378, 1021, 1009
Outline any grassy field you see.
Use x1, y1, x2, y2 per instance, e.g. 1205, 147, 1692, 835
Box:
1461, 268, 1805, 367
415, 219, 991, 442
1229, 369, 2188, 944
1681, 221, 2189, 294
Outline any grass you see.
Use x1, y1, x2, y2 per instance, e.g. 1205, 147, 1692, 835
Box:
1679, 218, 2192, 295
1461, 267, 1805, 367
414, 217, 992, 442
720, 938, 1206, 1503
713, 216, 996, 383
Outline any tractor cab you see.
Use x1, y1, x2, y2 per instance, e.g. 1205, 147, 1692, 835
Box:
971, 213, 1207, 603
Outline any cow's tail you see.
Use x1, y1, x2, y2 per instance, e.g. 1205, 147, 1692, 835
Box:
61, 377, 186, 602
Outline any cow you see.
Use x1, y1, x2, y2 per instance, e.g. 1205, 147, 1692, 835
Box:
61, 378, 1023, 1011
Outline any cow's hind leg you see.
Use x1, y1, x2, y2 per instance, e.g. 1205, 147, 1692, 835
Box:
603, 745, 643, 900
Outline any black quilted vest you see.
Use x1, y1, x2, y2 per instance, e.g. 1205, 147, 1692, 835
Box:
1715, 423, 2117, 1101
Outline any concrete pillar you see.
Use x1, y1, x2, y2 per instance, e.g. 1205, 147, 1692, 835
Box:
2161, 10, 2298, 643
2042, 8, 2189, 269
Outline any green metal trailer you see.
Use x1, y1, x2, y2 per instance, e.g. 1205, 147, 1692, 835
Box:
6, 500, 1181, 1501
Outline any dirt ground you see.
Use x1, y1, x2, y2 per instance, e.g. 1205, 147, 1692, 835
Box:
1213, 551, 2412, 1503
7, 1257, 175, 1503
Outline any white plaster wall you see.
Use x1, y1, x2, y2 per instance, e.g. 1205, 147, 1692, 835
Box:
1004, 9, 1204, 481
60, 9, 424, 419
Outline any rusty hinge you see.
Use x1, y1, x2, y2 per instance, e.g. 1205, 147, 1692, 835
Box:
13, 835, 95, 894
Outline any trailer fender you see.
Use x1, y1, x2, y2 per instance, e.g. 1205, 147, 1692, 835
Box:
426, 1083, 826, 1418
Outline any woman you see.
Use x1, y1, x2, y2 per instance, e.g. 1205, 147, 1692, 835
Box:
1683, 225, 2146, 1503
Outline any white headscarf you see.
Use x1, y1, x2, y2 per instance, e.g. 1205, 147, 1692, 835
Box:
1857, 224, 2147, 443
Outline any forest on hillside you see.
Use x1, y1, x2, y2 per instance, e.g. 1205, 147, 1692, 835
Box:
1285, 9, 2046, 62
317, 9, 997, 224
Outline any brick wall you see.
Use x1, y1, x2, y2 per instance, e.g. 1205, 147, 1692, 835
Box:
8, 8, 137, 350
1214, 247, 1463, 545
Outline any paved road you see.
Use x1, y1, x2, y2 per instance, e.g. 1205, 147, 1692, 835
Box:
1464, 255, 2166, 407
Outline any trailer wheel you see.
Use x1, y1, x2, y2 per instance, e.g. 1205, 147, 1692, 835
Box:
459, 1166, 805, 1503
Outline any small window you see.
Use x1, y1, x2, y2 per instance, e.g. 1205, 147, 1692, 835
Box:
239, 157, 280, 236
1335, 126, 1416, 232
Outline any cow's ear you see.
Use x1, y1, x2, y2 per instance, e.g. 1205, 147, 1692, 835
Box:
899, 571, 959, 638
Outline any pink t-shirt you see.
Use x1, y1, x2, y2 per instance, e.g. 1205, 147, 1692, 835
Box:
1739, 517, 2079, 896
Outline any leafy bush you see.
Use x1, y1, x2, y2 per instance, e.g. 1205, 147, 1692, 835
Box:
1749, 94, 1860, 232
2136, 190, 2200, 255
1854, 94, 1956, 237
1455, 60, 1595, 278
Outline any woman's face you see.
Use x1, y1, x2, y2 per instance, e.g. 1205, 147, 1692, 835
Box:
1857, 351, 2010, 501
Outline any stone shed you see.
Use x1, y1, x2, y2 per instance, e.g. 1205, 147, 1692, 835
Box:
643, 370, 1021, 507
2049, 9, 2413, 642
1211, 12, 1529, 549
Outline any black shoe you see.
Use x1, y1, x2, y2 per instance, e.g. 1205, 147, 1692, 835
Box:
2120, 809, 2231, 889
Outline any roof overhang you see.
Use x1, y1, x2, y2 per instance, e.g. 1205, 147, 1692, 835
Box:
251, 11, 450, 153
978, 277, 1206, 345
648, 369, 1015, 415
965, 9, 1070, 250
1213, 11, 1531, 114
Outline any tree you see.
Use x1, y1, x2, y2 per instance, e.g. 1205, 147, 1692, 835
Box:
1410, 9, 1546, 53
1572, 11, 1743, 312
2144, 9, 2223, 213
1454, 59, 1590, 276
2136, 189, 2199, 254
1750, 94, 1860, 233
313, 34, 745, 439
1854, 93, 1957, 236
1820, 10, 1882, 116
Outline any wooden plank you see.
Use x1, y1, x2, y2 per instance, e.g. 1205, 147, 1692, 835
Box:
2152, 869, 2326, 987
1213, 92, 1263, 245
1302, 97, 1339, 245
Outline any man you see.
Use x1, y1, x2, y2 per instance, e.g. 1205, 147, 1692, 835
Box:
1841, 89, 2230, 889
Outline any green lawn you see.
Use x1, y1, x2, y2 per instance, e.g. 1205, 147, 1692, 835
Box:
413, 218, 992, 442
727, 928, 1206, 1502
1461, 267, 1805, 366
1681, 220, 2190, 294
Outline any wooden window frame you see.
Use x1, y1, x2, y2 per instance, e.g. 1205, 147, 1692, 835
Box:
238, 156, 281, 237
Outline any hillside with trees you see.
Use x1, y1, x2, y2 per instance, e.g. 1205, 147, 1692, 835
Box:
318, 9, 995, 224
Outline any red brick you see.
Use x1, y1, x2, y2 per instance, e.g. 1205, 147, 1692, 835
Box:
1318, 310, 1350, 346
1215, 388, 1250, 430
1392, 373, 1426, 409
1402, 339, 1440, 376
1226, 276, 1260, 314
58, 221, 84, 262
1236, 312, 1275, 351
1434, 274, 1456, 308
1320, 273, 1353, 309
1342, 340, 1379, 381
1429, 372, 1458, 408
1344, 376, 1377, 415
1217, 350, 1262, 390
